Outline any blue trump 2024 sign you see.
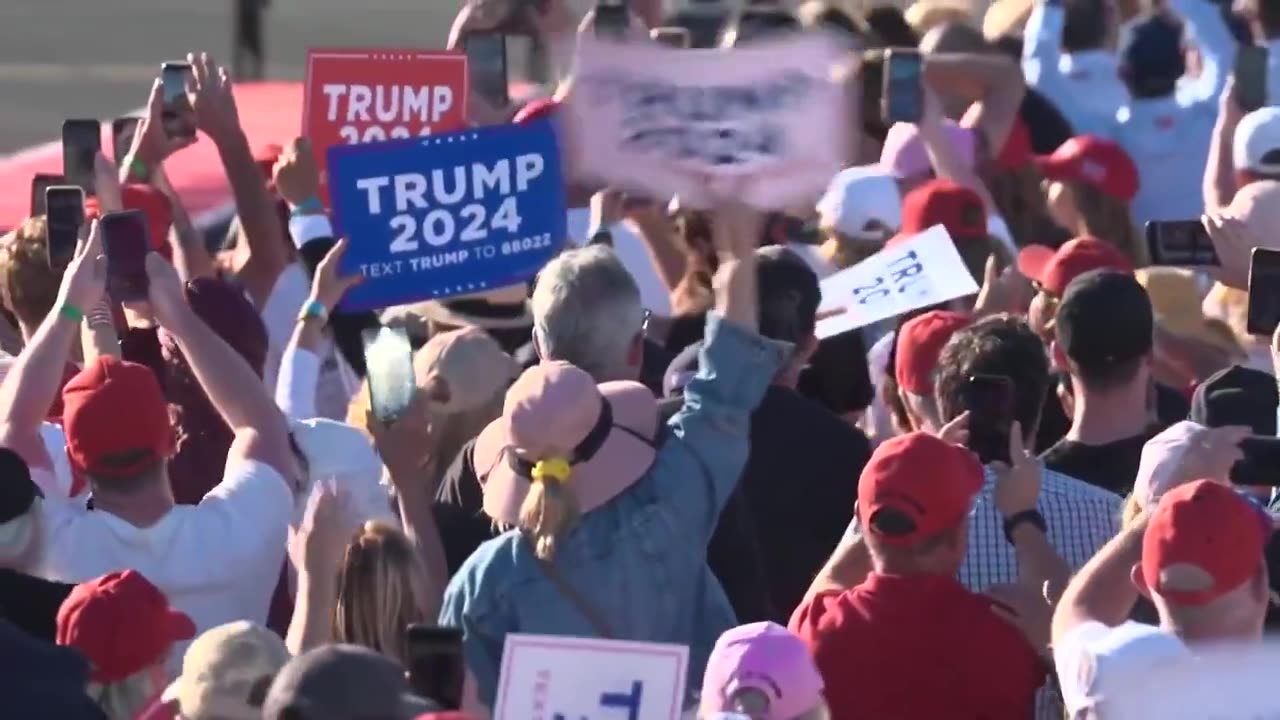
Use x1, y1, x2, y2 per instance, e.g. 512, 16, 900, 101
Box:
326, 117, 566, 311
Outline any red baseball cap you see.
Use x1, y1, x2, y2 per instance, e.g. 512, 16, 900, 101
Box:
895, 311, 972, 395
61, 357, 173, 479
1017, 236, 1133, 296
1142, 480, 1272, 606
1035, 135, 1139, 202
56, 570, 196, 683
857, 432, 984, 545
84, 184, 174, 256
890, 179, 987, 247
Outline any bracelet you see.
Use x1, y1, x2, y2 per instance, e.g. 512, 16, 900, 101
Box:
1002, 509, 1047, 545
297, 299, 328, 324
58, 303, 84, 323
85, 303, 114, 329
290, 197, 324, 216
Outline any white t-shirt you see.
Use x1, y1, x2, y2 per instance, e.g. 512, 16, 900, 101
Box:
1053, 620, 1189, 717
260, 263, 359, 421
32, 459, 292, 674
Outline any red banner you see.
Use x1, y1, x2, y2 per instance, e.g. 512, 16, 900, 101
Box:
303, 48, 469, 203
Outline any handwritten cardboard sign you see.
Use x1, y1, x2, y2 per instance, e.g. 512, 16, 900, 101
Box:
303, 48, 468, 202
815, 225, 979, 338
326, 117, 566, 311
564, 34, 849, 210
494, 634, 689, 720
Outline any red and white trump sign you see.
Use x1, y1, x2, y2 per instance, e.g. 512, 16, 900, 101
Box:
303, 48, 469, 202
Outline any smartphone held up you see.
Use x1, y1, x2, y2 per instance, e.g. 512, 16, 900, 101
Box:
1247, 247, 1280, 337
45, 186, 85, 270
882, 49, 924, 124
161, 61, 197, 141
100, 210, 152, 304
362, 326, 416, 425
61, 119, 101, 194
964, 374, 1015, 465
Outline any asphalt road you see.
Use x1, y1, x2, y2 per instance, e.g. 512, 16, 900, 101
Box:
0, 0, 461, 153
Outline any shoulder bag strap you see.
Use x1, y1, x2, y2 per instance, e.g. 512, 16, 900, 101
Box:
535, 556, 615, 639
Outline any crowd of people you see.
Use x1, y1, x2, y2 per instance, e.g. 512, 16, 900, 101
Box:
4, 0, 1280, 717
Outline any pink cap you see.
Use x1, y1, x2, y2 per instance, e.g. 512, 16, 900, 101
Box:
699, 622, 825, 719
475, 362, 659, 524
880, 121, 977, 179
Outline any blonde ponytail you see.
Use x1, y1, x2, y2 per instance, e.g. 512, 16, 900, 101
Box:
518, 457, 580, 561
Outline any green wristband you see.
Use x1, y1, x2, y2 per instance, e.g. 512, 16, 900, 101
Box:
58, 303, 84, 323
129, 156, 150, 183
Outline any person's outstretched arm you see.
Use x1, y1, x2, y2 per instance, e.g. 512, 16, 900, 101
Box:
189, 52, 289, 307
143, 252, 296, 484
925, 52, 1026, 161
0, 222, 107, 469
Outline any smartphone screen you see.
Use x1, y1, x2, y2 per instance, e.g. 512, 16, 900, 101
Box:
30, 173, 65, 216
161, 62, 196, 140
1236, 45, 1268, 113
100, 210, 151, 303
1144, 220, 1220, 266
1231, 436, 1280, 486
45, 186, 84, 269
651, 27, 691, 48
405, 625, 465, 709
882, 50, 924, 124
61, 119, 101, 194
362, 326, 416, 424
964, 374, 1014, 465
464, 34, 510, 108
594, 0, 630, 38
111, 116, 142, 165
1247, 247, 1280, 336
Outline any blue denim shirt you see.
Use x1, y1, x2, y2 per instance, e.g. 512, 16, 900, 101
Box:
438, 312, 788, 708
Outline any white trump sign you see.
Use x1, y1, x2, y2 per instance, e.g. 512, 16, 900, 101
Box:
493, 634, 688, 720
815, 225, 979, 338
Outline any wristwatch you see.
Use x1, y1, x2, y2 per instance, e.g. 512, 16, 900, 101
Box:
1002, 509, 1047, 545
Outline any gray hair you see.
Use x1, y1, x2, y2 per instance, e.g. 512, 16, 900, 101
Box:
531, 246, 643, 382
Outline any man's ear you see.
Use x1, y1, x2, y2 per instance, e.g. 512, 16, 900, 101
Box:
1130, 562, 1153, 599
1050, 339, 1071, 374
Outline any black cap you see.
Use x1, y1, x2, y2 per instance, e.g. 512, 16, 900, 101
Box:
1120, 14, 1185, 92
262, 644, 435, 720
1190, 364, 1279, 436
1056, 269, 1154, 370
756, 245, 820, 346
0, 448, 38, 525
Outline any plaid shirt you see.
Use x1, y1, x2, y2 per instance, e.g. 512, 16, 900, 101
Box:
845, 464, 1122, 720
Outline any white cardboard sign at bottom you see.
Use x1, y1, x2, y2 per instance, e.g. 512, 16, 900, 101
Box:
493, 634, 689, 720
815, 224, 979, 339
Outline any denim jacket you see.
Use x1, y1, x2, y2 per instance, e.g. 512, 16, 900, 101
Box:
438, 312, 789, 708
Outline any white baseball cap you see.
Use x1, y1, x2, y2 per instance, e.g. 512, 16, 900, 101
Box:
1233, 107, 1280, 176
815, 165, 902, 241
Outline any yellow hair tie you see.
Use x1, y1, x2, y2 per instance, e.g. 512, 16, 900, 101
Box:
531, 457, 572, 485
